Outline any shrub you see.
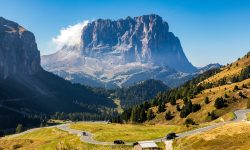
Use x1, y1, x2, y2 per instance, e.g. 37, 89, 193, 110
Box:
192, 104, 201, 112
242, 84, 248, 88
239, 92, 247, 98
234, 85, 239, 91
184, 118, 195, 126
204, 97, 210, 104
208, 111, 218, 120
165, 111, 173, 120
214, 97, 226, 109
224, 93, 229, 98
12, 144, 22, 149
176, 104, 181, 111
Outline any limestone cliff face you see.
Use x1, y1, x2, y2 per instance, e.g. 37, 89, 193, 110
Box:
0, 17, 41, 79
81, 14, 196, 73
42, 14, 198, 88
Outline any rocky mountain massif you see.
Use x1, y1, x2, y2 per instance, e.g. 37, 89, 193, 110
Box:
0, 17, 115, 131
42, 14, 216, 88
0, 17, 41, 79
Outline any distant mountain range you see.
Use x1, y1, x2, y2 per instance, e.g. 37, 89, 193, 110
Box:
0, 17, 115, 131
42, 14, 219, 88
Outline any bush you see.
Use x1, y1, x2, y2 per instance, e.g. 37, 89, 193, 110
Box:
239, 92, 247, 98
234, 85, 239, 91
176, 104, 181, 111
12, 144, 22, 149
242, 84, 248, 88
204, 97, 210, 104
224, 93, 229, 98
214, 97, 226, 109
184, 118, 195, 126
192, 104, 201, 112
165, 111, 173, 120
208, 111, 218, 120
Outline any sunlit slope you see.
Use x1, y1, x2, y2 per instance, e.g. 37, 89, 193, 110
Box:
147, 53, 250, 125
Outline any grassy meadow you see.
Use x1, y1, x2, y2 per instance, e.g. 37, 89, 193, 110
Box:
70, 122, 190, 142
0, 128, 132, 150
173, 122, 250, 150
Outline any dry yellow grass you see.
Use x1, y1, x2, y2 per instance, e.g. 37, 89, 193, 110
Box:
202, 54, 250, 84
148, 76, 250, 125
0, 128, 132, 150
247, 113, 250, 121
173, 122, 250, 150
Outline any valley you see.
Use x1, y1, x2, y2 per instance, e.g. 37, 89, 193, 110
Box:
0, 4, 249, 149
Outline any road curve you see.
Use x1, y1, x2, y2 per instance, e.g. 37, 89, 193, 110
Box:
4, 109, 250, 148
57, 109, 250, 146
163, 109, 250, 150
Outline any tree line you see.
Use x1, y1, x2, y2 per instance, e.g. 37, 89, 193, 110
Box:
112, 65, 250, 124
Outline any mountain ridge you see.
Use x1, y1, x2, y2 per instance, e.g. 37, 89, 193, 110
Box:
42, 14, 200, 88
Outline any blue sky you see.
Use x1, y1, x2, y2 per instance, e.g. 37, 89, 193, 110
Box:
0, 0, 250, 67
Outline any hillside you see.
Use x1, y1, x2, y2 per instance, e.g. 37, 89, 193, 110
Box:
0, 128, 132, 150
173, 122, 250, 150
111, 79, 170, 108
0, 17, 115, 133
114, 52, 250, 125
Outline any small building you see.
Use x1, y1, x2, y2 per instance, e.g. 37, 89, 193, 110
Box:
133, 141, 158, 150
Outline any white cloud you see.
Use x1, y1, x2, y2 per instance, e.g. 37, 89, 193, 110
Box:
52, 20, 89, 50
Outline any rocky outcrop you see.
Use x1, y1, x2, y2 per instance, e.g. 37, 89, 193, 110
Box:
42, 14, 197, 88
81, 14, 196, 72
0, 17, 41, 79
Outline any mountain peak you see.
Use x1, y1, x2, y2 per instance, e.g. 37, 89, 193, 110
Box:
42, 14, 197, 88
0, 17, 41, 79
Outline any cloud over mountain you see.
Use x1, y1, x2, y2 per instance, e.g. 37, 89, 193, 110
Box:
52, 20, 89, 49
42, 14, 199, 88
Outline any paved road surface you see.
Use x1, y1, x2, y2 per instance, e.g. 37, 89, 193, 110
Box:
164, 109, 250, 150
4, 109, 250, 148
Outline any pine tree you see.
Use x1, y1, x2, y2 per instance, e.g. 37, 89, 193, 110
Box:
170, 98, 176, 105
192, 104, 201, 112
147, 109, 155, 121
214, 97, 226, 109
130, 107, 138, 123
139, 108, 147, 123
180, 100, 193, 118
204, 97, 210, 104
157, 102, 166, 113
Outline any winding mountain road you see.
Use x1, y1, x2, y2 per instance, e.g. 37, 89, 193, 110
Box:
57, 109, 250, 147
5, 109, 250, 148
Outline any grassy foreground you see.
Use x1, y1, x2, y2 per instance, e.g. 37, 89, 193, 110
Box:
70, 122, 189, 142
173, 122, 250, 150
0, 128, 132, 150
